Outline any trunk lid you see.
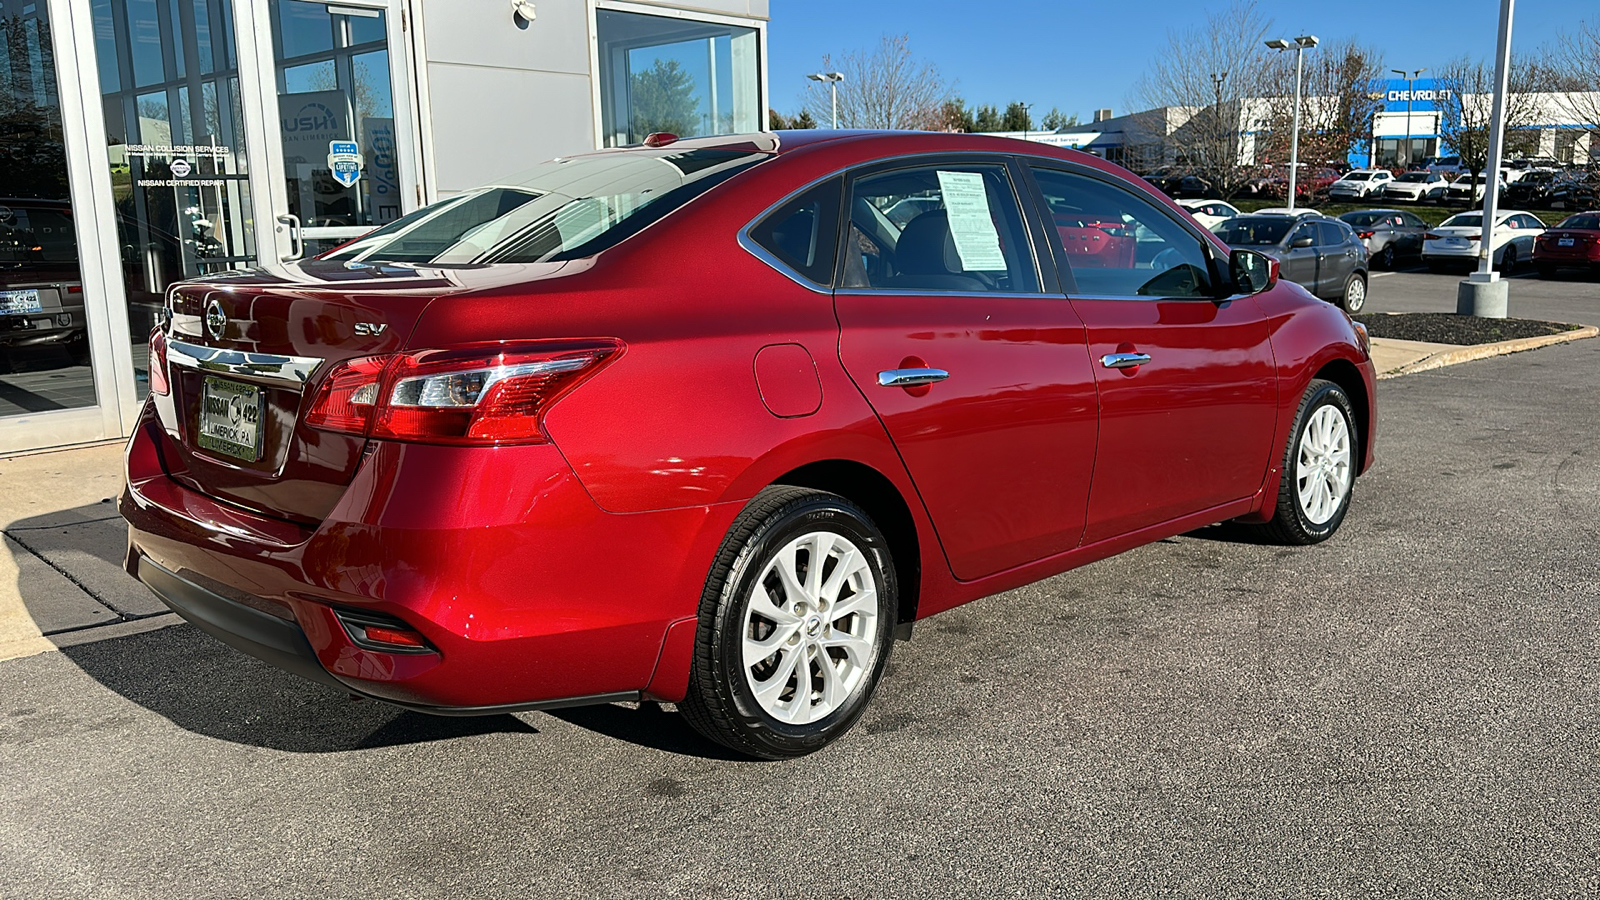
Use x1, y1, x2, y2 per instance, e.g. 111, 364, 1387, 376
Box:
160, 259, 569, 523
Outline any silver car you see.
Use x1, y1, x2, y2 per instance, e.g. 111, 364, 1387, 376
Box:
1338, 209, 1429, 269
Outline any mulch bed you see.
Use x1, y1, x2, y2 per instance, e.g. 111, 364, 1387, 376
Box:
1352, 313, 1581, 345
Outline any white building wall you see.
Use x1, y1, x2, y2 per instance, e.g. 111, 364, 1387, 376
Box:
415, 0, 769, 197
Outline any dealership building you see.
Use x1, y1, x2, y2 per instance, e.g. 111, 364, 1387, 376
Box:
0, 0, 768, 453
1034, 77, 1598, 172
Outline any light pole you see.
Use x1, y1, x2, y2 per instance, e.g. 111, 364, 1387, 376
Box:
806, 72, 844, 129
1267, 35, 1318, 211
1391, 67, 1426, 168
1210, 71, 1229, 171
1022, 102, 1034, 142
1459, 0, 1517, 318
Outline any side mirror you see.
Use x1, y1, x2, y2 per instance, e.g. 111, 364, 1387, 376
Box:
1231, 248, 1277, 295
1290, 235, 1315, 248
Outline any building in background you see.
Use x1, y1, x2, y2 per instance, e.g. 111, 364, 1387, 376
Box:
0, 0, 768, 453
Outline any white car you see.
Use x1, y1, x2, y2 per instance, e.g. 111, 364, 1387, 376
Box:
1383, 171, 1450, 203
1175, 199, 1241, 230
1328, 169, 1394, 200
1423, 209, 1546, 272
1444, 172, 1510, 203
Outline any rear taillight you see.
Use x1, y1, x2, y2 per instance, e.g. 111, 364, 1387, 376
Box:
304, 354, 388, 434
148, 328, 169, 396
305, 341, 620, 445
1356, 230, 1375, 240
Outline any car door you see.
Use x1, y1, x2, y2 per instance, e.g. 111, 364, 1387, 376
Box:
1317, 221, 1358, 297
1282, 221, 1318, 289
1400, 213, 1428, 253
1024, 163, 1278, 544
833, 158, 1100, 581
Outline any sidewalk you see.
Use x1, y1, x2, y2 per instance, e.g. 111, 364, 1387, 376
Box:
0, 442, 176, 662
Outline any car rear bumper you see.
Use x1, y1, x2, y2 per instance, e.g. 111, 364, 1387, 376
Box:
121, 401, 732, 713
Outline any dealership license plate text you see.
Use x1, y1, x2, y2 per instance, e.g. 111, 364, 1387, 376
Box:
198, 377, 262, 461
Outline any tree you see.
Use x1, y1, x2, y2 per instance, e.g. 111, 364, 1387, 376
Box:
1041, 107, 1080, 132
938, 98, 976, 133
972, 104, 1003, 132
1432, 54, 1543, 193
801, 34, 949, 130
793, 109, 818, 129
630, 59, 699, 140
1130, 0, 1275, 196
768, 109, 791, 130
1257, 40, 1386, 177
1001, 102, 1033, 132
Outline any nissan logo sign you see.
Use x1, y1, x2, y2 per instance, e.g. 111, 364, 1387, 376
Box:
205, 298, 226, 340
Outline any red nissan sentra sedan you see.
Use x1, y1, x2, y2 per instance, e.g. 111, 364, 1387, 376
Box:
122, 131, 1376, 758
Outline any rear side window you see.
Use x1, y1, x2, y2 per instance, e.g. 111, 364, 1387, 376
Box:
746, 177, 842, 286
1316, 222, 1347, 246
324, 148, 766, 265
843, 163, 1039, 294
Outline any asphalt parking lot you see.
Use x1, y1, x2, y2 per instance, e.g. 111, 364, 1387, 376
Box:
1367, 258, 1600, 322
3, 276, 1599, 898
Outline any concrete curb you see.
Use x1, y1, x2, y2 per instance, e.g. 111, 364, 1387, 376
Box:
1379, 325, 1599, 379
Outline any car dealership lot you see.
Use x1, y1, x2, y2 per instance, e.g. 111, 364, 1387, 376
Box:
3, 306, 1599, 897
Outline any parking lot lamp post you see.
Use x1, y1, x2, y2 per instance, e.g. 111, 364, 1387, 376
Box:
1392, 67, 1426, 167
1267, 36, 1318, 211
1210, 72, 1229, 170
1459, 0, 1517, 318
807, 72, 845, 129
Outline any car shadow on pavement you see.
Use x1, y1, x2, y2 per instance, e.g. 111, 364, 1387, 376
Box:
547, 702, 753, 762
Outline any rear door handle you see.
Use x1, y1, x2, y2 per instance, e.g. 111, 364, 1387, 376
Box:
877, 368, 950, 388
1100, 352, 1151, 369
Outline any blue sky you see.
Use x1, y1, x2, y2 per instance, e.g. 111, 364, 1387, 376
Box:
768, 0, 1588, 121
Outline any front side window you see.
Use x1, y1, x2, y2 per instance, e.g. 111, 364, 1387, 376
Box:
1030, 166, 1214, 299
596, 10, 760, 148
1289, 223, 1316, 246
323, 147, 765, 264
843, 164, 1038, 294
747, 177, 842, 286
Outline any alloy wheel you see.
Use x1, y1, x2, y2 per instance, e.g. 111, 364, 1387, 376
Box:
740, 530, 880, 725
1344, 276, 1367, 313
1296, 405, 1352, 525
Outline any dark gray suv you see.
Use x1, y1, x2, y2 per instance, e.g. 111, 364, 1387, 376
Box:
1212, 214, 1371, 312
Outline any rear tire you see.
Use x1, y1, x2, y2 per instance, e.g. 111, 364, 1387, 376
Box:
1339, 274, 1367, 313
680, 487, 897, 759
1498, 245, 1518, 273
1377, 245, 1396, 270
1250, 379, 1357, 546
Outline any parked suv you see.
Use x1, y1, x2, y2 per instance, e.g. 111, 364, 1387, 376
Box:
1328, 169, 1394, 200
1212, 213, 1370, 311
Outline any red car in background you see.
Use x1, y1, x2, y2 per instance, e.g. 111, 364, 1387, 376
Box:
122, 131, 1377, 759
1534, 211, 1600, 277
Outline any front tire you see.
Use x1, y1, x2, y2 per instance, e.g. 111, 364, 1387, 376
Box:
1253, 380, 1357, 545
680, 487, 896, 759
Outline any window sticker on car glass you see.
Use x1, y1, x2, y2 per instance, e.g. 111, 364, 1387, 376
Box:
935, 171, 1006, 271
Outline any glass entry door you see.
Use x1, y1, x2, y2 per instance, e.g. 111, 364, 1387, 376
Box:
269, 0, 414, 257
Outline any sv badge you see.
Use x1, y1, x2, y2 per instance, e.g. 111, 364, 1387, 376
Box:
353, 322, 387, 336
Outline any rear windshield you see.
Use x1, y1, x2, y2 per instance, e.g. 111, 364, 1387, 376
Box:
323, 148, 766, 265
1212, 217, 1292, 246
1442, 214, 1483, 228
1558, 215, 1600, 230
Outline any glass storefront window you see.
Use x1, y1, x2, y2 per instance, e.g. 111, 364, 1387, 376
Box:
273, 1, 401, 253
0, 0, 100, 415
93, 0, 257, 398
597, 10, 760, 148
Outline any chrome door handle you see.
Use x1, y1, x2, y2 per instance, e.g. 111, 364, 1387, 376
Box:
1100, 352, 1151, 369
277, 213, 303, 262
877, 368, 950, 388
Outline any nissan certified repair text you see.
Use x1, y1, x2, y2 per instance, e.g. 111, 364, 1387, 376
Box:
122, 131, 1377, 759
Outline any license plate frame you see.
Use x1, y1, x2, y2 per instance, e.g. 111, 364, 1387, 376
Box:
197, 376, 264, 462
0, 289, 43, 316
